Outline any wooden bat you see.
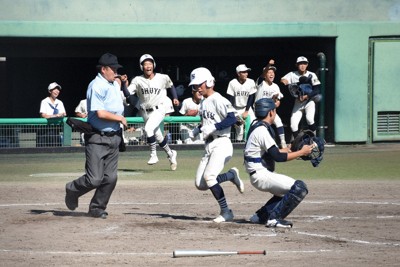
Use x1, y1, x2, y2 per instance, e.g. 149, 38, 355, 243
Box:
173, 250, 266, 258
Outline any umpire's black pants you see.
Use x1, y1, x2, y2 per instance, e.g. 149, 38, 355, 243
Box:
66, 133, 121, 212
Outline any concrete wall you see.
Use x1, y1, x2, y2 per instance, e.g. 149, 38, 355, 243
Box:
1, 0, 400, 143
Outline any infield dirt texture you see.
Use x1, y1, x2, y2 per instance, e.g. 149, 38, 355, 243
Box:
0, 144, 399, 266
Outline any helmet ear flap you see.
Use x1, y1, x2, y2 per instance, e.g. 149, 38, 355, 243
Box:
206, 78, 215, 87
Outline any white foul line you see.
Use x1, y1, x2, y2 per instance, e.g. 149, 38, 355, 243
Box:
294, 231, 400, 247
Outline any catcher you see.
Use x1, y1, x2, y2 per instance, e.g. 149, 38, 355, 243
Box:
244, 98, 324, 228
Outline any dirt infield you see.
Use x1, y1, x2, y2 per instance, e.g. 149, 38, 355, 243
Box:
1, 178, 399, 266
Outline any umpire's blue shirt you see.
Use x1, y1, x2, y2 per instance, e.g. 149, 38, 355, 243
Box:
87, 73, 124, 132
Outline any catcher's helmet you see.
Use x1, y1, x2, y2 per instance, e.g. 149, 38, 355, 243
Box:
139, 54, 156, 71
254, 98, 276, 118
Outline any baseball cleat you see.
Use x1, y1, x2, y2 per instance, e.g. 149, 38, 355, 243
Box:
147, 154, 159, 165
229, 167, 244, 193
168, 150, 177, 171
213, 209, 234, 223
266, 219, 293, 228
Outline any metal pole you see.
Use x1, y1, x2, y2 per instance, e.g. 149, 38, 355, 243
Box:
317, 52, 327, 139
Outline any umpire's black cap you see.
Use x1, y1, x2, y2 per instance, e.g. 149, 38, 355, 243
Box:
97, 53, 123, 69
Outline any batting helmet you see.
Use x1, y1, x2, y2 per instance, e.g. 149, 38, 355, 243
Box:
139, 54, 156, 71
188, 67, 215, 87
254, 98, 276, 118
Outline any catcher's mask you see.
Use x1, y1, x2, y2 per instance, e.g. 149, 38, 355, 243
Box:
291, 130, 325, 167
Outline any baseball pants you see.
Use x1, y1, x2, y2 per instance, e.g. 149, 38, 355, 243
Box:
195, 137, 233, 190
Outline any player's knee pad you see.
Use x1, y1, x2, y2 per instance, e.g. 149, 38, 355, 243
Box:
269, 180, 308, 220
291, 180, 308, 200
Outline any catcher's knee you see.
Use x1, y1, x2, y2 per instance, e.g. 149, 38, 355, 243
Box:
291, 180, 308, 200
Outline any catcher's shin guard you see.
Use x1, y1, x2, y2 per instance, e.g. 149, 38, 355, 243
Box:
269, 180, 308, 220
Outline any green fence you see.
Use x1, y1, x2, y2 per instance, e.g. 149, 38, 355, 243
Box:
0, 116, 251, 148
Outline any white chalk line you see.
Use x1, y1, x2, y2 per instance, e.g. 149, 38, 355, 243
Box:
0, 248, 333, 257
0, 249, 170, 256
29, 172, 143, 178
294, 231, 400, 247
1, 199, 399, 207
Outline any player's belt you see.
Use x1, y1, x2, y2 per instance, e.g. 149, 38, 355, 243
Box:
244, 156, 262, 163
141, 106, 159, 112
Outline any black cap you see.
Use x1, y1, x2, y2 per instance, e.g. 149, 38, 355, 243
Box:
96, 53, 123, 69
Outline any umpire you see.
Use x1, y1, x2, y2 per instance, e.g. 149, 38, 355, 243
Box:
65, 53, 127, 219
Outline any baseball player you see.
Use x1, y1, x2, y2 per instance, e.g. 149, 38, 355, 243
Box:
127, 54, 179, 170
244, 98, 313, 228
179, 88, 203, 144
254, 61, 287, 148
226, 64, 257, 142
188, 67, 244, 223
281, 56, 321, 138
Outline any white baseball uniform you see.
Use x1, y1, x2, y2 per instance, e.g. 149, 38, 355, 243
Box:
281, 70, 321, 132
195, 92, 236, 190
244, 123, 295, 196
255, 81, 284, 129
128, 73, 174, 143
226, 78, 257, 140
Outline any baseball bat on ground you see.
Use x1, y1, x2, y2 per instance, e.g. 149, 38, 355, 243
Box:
173, 250, 266, 258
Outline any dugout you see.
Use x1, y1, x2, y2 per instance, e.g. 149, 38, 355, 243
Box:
0, 36, 336, 143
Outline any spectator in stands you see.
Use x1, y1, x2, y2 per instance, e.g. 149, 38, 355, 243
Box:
39, 82, 67, 118
37, 82, 66, 147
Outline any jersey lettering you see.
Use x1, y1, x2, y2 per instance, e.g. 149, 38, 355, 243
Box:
200, 110, 215, 120
140, 87, 161, 95
235, 91, 249, 97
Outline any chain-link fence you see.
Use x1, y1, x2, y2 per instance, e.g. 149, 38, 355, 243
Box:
0, 116, 250, 148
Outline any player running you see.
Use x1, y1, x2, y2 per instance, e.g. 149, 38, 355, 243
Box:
188, 67, 244, 223
127, 54, 179, 170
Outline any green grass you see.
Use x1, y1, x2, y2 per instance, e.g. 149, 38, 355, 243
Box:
0, 145, 399, 183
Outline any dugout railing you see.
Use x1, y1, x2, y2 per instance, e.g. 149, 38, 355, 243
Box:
0, 117, 251, 149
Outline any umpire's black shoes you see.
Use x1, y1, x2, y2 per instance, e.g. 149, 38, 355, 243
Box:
89, 209, 108, 219
65, 187, 79, 211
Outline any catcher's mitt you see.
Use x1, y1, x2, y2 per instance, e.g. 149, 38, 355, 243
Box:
288, 83, 300, 98
291, 130, 325, 167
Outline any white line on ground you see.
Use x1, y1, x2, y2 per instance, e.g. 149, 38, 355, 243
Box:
1, 200, 399, 207
0, 248, 333, 256
294, 231, 400, 247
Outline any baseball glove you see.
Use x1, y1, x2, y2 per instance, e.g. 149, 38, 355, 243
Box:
291, 129, 325, 167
